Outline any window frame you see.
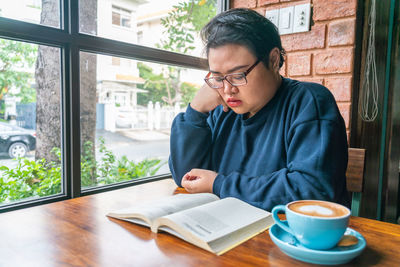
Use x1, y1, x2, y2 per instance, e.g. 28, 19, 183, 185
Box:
112, 5, 132, 28
0, 0, 228, 212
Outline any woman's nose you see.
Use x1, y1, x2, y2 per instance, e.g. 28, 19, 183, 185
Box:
223, 80, 238, 95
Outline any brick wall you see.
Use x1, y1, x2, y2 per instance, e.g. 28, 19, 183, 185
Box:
230, 0, 357, 138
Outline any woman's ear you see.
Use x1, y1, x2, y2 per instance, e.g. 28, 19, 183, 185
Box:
268, 47, 281, 72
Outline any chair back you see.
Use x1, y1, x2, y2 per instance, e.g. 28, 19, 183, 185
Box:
346, 148, 366, 216
346, 148, 366, 193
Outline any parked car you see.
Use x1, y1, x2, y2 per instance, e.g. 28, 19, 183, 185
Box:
115, 107, 138, 129
0, 121, 36, 158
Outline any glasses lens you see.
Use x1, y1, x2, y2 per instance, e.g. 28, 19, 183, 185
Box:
205, 77, 223, 89
226, 73, 246, 86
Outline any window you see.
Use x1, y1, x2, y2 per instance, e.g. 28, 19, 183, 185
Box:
0, 1, 61, 28
26, 0, 41, 9
112, 5, 132, 28
79, 0, 218, 58
80, 52, 206, 189
111, 57, 120, 66
137, 31, 143, 45
0, 0, 223, 212
0, 39, 62, 208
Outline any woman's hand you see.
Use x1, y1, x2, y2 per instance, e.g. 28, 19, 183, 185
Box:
181, 168, 218, 193
190, 83, 229, 113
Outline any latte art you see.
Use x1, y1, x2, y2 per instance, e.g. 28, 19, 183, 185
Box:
272, 200, 351, 250
289, 200, 349, 218
298, 205, 333, 216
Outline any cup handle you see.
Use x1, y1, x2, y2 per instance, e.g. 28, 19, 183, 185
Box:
272, 205, 294, 235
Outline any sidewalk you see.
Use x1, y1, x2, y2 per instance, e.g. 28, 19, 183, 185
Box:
118, 129, 170, 141
96, 129, 170, 143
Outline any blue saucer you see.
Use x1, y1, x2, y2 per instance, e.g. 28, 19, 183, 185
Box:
269, 223, 366, 265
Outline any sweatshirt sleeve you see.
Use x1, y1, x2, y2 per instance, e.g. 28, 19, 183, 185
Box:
168, 104, 213, 187
213, 88, 349, 211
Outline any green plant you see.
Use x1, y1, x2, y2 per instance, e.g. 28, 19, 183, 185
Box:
81, 140, 97, 187
92, 137, 163, 186
137, 0, 216, 107
0, 149, 61, 202
0, 138, 165, 204
159, 0, 216, 54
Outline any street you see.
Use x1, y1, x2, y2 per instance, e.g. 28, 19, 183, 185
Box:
0, 129, 171, 175
97, 129, 171, 174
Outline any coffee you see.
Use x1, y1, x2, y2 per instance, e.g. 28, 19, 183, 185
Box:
288, 200, 349, 218
272, 200, 350, 249
273, 200, 350, 249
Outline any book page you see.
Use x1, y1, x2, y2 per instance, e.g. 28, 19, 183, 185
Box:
107, 193, 219, 225
155, 197, 271, 243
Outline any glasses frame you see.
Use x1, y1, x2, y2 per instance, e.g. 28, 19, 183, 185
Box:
204, 59, 261, 89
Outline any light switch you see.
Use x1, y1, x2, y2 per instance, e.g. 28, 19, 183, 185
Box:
278, 6, 294, 35
265, 9, 279, 28
293, 3, 311, 33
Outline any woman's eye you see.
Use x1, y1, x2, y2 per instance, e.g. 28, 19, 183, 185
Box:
232, 75, 244, 81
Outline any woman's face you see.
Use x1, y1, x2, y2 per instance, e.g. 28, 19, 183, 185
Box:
208, 44, 281, 118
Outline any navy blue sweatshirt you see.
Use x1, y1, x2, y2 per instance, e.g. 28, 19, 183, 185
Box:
169, 77, 349, 211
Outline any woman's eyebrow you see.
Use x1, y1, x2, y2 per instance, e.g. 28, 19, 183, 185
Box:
209, 64, 250, 74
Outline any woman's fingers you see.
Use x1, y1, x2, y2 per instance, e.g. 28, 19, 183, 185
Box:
181, 169, 217, 193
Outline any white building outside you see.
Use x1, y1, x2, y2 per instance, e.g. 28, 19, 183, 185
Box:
0, 0, 208, 130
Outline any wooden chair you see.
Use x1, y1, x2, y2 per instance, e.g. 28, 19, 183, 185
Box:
346, 148, 366, 216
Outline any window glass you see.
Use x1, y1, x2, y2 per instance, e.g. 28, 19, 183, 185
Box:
111, 57, 120, 66
79, 0, 217, 57
0, 38, 62, 206
80, 51, 206, 189
0, 0, 61, 28
112, 5, 132, 28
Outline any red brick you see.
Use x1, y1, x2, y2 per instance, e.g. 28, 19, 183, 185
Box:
314, 0, 357, 21
231, 0, 257, 8
328, 19, 356, 46
259, 0, 279, 6
281, 24, 325, 52
338, 102, 351, 129
325, 76, 352, 102
254, 7, 266, 16
287, 53, 311, 76
298, 77, 324, 85
314, 48, 353, 74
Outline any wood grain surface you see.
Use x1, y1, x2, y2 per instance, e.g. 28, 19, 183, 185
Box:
0, 178, 399, 267
346, 148, 366, 192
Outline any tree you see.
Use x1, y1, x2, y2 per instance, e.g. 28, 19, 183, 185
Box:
35, 0, 97, 167
137, 63, 170, 105
158, 0, 217, 54
79, 1, 97, 181
139, 0, 216, 107
137, 63, 197, 107
0, 40, 37, 107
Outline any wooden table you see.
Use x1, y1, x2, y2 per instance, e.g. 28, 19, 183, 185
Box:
0, 179, 399, 267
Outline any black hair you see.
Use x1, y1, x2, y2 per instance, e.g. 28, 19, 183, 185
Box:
201, 8, 285, 69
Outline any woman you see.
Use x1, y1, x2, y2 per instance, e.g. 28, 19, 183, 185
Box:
169, 8, 349, 211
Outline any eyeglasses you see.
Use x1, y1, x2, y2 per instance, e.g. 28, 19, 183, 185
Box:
204, 59, 260, 89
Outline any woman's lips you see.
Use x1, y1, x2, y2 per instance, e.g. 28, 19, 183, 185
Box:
227, 98, 242, 107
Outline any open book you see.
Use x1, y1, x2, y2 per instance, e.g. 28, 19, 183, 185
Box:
107, 193, 273, 255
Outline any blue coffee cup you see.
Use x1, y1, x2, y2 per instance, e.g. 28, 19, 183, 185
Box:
272, 200, 350, 250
